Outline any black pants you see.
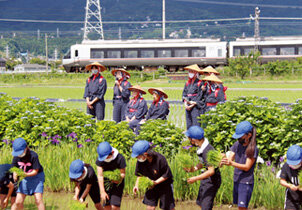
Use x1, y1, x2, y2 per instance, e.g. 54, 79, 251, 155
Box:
196, 179, 221, 210
87, 99, 105, 121
113, 100, 128, 123
185, 106, 201, 129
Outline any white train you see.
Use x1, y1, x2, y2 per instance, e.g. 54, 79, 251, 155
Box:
62, 36, 302, 72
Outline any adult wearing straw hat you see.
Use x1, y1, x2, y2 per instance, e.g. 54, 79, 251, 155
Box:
125, 85, 148, 135
182, 64, 204, 129
199, 66, 220, 76
111, 68, 132, 123
145, 88, 169, 121
203, 74, 225, 112
83, 62, 107, 121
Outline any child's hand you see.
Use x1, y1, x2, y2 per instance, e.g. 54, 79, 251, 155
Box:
187, 177, 197, 184
79, 198, 84, 203
73, 195, 78, 201
289, 184, 299, 191
133, 186, 139, 195
3, 197, 9, 208
101, 192, 109, 203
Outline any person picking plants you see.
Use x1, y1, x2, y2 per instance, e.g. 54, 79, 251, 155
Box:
132, 140, 175, 210
96, 142, 126, 210
221, 121, 259, 210
69, 159, 103, 210
11, 138, 45, 210
0, 164, 16, 209
279, 144, 302, 210
184, 126, 221, 210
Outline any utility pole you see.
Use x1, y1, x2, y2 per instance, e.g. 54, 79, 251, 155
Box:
45, 34, 48, 74
118, 27, 122, 40
37, 29, 40, 40
5, 45, 9, 59
254, 7, 260, 52
57, 28, 60, 38
162, 0, 166, 39
83, 0, 104, 40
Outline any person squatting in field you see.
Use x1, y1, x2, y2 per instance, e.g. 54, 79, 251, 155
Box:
0, 164, 16, 209
96, 142, 126, 210
279, 144, 302, 210
184, 126, 221, 210
84, 62, 107, 121
221, 121, 259, 210
11, 138, 45, 210
111, 68, 131, 123
69, 159, 103, 210
132, 140, 176, 210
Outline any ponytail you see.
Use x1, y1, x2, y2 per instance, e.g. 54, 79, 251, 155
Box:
246, 127, 257, 158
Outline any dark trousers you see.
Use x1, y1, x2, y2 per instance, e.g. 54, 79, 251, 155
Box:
87, 100, 105, 121
113, 100, 128, 123
185, 106, 201, 129
129, 119, 141, 135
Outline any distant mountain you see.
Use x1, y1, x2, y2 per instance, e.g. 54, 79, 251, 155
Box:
0, 0, 302, 38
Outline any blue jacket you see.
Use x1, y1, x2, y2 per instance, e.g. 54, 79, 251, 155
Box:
125, 97, 148, 120
113, 79, 131, 103
83, 74, 107, 101
146, 99, 170, 120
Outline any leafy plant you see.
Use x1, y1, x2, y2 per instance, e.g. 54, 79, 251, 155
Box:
138, 176, 153, 193
206, 150, 223, 168
69, 201, 87, 210
176, 153, 195, 168
103, 169, 122, 190
9, 167, 26, 182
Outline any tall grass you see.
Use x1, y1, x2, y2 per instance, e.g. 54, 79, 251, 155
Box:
0, 145, 286, 209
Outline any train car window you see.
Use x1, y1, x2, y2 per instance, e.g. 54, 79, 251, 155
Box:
175, 49, 188, 57
217, 49, 222, 57
280, 47, 295, 55
108, 50, 121, 58
244, 48, 253, 55
124, 50, 138, 58
262, 48, 277, 55
91, 49, 104, 58
298, 47, 302, 55
63, 50, 71, 59
234, 48, 241, 56
192, 49, 206, 57
141, 50, 155, 58
75, 50, 78, 57
158, 50, 171, 57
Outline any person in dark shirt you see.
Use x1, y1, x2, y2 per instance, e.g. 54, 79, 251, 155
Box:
95, 141, 126, 210
221, 121, 259, 210
132, 140, 175, 210
111, 68, 132, 123
0, 164, 16, 209
145, 88, 169, 120
280, 144, 302, 210
69, 159, 102, 210
182, 64, 203, 129
84, 62, 107, 121
125, 85, 148, 135
11, 138, 45, 210
184, 126, 221, 210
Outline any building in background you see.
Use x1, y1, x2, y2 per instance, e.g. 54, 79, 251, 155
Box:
0, 58, 6, 71
14, 64, 47, 73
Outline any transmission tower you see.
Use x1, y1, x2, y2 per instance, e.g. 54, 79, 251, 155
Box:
83, 0, 104, 40
254, 7, 260, 52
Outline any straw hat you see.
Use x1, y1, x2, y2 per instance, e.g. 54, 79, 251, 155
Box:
184, 64, 202, 73
200, 66, 220, 75
202, 74, 223, 83
148, 88, 168, 99
85, 62, 106, 72
128, 85, 146, 94
111, 68, 131, 78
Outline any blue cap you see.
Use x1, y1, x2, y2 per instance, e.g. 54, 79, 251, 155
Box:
287, 145, 302, 166
232, 121, 253, 139
97, 142, 113, 162
185, 126, 204, 140
131, 140, 150, 158
69, 159, 84, 179
12, 138, 27, 157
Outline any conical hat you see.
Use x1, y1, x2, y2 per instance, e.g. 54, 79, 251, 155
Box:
111, 68, 131, 78
200, 66, 220, 75
202, 74, 223, 83
128, 85, 146, 94
148, 88, 168, 99
184, 64, 201, 73
85, 62, 106, 72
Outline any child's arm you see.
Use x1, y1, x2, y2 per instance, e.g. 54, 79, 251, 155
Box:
73, 183, 80, 200
133, 176, 140, 195
97, 166, 109, 202
187, 166, 215, 184
280, 178, 299, 191
184, 163, 203, 173
25, 169, 39, 177
79, 184, 91, 203
3, 182, 14, 208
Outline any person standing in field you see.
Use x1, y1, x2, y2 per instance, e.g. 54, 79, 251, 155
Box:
184, 126, 221, 210
279, 144, 302, 210
132, 140, 175, 210
69, 159, 103, 210
111, 68, 131, 123
203, 74, 225, 112
11, 138, 45, 210
84, 62, 107, 121
0, 164, 16, 209
182, 64, 203, 129
96, 142, 126, 210
221, 121, 259, 210
125, 85, 148, 135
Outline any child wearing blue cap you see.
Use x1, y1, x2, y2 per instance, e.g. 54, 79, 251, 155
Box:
280, 144, 302, 210
132, 140, 175, 210
184, 126, 221, 210
221, 121, 259, 210
0, 164, 16, 209
69, 159, 102, 210
95, 141, 126, 210
10, 138, 45, 210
